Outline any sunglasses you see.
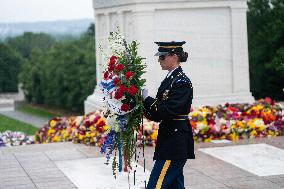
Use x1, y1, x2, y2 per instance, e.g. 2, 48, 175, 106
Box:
159, 53, 170, 60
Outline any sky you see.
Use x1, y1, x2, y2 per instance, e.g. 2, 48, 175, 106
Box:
0, 0, 94, 23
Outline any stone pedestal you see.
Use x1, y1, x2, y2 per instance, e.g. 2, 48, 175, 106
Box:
85, 0, 254, 113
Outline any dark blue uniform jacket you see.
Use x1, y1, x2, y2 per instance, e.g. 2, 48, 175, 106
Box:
143, 66, 195, 160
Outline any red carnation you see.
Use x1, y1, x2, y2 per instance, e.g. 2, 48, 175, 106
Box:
121, 103, 130, 112
115, 64, 124, 72
113, 77, 120, 86
96, 120, 106, 127
108, 62, 115, 71
125, 71, 133, 79
109, 55, 117, 64
114, 91, 123, 99
128, 85, 138, 96
119, 85, 127, 93
103, 71, 109, 79
85, 119, 91, 127
93, 116, 101, 123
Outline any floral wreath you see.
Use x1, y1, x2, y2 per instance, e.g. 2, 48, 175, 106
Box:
99, 29, 146, 176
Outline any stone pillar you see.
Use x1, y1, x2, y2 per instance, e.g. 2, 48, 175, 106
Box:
231, 7, 251, 93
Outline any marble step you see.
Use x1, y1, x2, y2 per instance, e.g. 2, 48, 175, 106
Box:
0, 99, 15, 111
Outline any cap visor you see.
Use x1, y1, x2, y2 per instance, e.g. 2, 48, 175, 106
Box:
154, 51, 169, 56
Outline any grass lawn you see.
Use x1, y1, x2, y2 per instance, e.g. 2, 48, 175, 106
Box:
0, 114, 38, 135
16, 102, 63, 119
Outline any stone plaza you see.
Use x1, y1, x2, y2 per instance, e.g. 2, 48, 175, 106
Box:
1, 136, 284, 189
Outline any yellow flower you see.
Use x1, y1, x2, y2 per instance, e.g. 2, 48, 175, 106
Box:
258, 125, 265, 132
89, 126, 94, 132
90, 132, 95, 137
237, 121, 246, 128
230, 132, 239, 141
231, 123, 237, 129
250, 130, 257, 136
247, 105, 263, 114
47, 128, 55, 136
86, 132, 90, 138
62, 131, 69, 139
201, 107, 211, 117
204, 138, 211, 142
103, 125, 109, 131
78, 134, 85, 141
267, 130, 275, 136
50, 120, 57, 128
247, 120, 256, 129
52, 135, 60, 142
150, 130, 158, 140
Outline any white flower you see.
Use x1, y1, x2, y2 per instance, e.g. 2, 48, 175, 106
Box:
106, 114, 119, 131
253, 119, 265, 127
196, 122, 207, 130
229, 120, 236, 126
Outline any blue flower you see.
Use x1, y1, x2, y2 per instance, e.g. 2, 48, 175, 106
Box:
117, 115, 127, 132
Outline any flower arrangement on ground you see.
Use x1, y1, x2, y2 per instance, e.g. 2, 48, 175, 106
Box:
0, 131, 34, 147
99, 30, 146, 174
189, 97, 284, 142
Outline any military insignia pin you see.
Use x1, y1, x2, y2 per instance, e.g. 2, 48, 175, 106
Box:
162, 90, 169, 101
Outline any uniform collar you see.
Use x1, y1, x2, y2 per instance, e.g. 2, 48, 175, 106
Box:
166, 66, 182, 79
157, 66, 183, 97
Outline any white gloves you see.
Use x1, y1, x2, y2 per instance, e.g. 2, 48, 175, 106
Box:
142, 88, 149, 101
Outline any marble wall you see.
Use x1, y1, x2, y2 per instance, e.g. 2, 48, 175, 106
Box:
85, 0, 254, 113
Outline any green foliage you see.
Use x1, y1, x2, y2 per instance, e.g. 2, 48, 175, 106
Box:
6, 32, 56, 59
18, 24, 96, 113
0, 43, 22, 92
247, 0, 284, 100
43, 37, 96, 112
19, 49, 47, 103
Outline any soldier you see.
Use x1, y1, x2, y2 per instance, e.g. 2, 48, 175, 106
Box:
142, 41, 195, 189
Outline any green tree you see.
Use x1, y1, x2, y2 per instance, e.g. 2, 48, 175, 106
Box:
18, 49, 47, 103
6, 32, 56, 59
19, 24, 96, 113
247, 0, 284, 100
0, 43, 23, 92
43, 33, 96, 112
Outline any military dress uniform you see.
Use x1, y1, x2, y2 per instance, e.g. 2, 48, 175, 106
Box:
143, 41, 195, 189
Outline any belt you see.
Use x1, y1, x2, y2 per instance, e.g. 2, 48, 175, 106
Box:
172, 115, 189, 121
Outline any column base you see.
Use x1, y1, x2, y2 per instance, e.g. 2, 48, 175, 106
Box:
193, 92, 255, 107
84, 87, 105, 114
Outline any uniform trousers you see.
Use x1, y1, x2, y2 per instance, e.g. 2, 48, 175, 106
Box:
146, 159, 187, 189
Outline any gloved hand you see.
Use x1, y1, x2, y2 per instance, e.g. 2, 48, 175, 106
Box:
142, 88, 149, 101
